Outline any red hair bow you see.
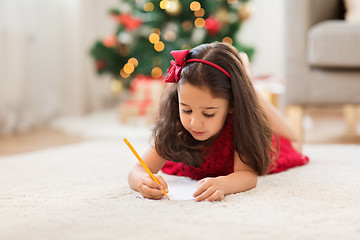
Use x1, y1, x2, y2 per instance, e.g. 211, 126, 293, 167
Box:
165, 49, 189, 83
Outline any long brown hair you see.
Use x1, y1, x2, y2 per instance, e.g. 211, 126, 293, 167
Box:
153, 42, 275, 175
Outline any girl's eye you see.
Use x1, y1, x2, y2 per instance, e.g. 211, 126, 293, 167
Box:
181, 109, 214, 117
203, 113, 215, 118
182, 109, 192, 114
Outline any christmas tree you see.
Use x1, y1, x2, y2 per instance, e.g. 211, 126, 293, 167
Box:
90, 0, 254, 88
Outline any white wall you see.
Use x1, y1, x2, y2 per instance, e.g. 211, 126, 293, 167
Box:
0, 0, 119, 133
240, 0, 285, 79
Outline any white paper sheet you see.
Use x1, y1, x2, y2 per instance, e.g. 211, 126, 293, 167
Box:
162, 175, 199, 201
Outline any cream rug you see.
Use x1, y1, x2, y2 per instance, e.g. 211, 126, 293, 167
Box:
1, 140, 360, 239
1, 110, 360, 239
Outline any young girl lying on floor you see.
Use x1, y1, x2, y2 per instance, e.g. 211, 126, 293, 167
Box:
128, 42, 309, 202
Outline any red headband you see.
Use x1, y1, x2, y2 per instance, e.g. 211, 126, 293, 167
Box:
165, 49, 231, 83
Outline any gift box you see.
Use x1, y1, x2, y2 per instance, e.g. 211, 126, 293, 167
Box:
119, 75, 165, 124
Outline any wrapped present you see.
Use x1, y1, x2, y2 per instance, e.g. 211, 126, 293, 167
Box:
119, 75, 165, 124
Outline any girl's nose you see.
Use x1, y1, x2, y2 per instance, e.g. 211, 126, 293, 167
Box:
190, 116, 202, 128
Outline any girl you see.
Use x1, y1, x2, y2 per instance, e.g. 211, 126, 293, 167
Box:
128, 42, 309, 202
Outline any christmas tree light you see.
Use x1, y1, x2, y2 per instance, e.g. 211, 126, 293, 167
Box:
90, 0, 255, 88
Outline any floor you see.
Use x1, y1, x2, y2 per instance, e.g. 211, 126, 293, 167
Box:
303, 107, 360, 144
0, 108, 359, 157
0, 128, 84, 157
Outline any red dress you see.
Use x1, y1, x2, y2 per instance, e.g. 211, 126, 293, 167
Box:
161, 117, 309, 180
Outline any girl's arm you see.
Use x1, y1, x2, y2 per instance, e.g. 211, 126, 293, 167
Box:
128, 146, 168, 199
193, 151, 257, 202
257, 92, 303, 152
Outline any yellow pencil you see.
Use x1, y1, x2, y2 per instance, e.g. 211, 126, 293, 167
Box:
124, 138, 170, 200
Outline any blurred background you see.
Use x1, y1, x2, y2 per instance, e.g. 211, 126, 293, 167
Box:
0, 0, 359, 156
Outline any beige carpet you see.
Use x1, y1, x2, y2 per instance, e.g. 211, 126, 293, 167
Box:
1, 138, 360, 240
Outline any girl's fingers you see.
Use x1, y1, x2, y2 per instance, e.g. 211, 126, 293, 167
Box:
205, 190, 224, 202
154, 174, 169, 193
138, 175, 168, 199
193, 178, 225, 202
193, 178, 210, 198
140, 184, 164, 199
195, 186, 216, 202
143, 176, 162, 189
196, 188, 215, 202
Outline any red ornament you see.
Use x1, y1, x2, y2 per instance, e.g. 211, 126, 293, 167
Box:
205, 16, 222, 36
112, 13, 143, 31
102, 34, 117, 47
96, 60, 106, 70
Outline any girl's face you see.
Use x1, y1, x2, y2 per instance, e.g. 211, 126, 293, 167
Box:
178, 82, 230, 141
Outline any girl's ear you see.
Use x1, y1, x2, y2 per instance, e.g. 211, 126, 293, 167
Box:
228, 107, 234, 114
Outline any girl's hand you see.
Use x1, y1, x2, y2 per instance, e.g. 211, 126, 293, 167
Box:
138, 174, 168, 200
193, 177, 225, 202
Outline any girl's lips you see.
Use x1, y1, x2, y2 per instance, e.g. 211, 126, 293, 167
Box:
192, 130, 205, 135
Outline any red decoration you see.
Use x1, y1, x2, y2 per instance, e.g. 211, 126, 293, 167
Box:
96, 60, 106, 70
102, 35, 117, 47
205, 16, 222, 36
112, 13, 143, 31
165, 49, 231, 82
165, 50, 189, 83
